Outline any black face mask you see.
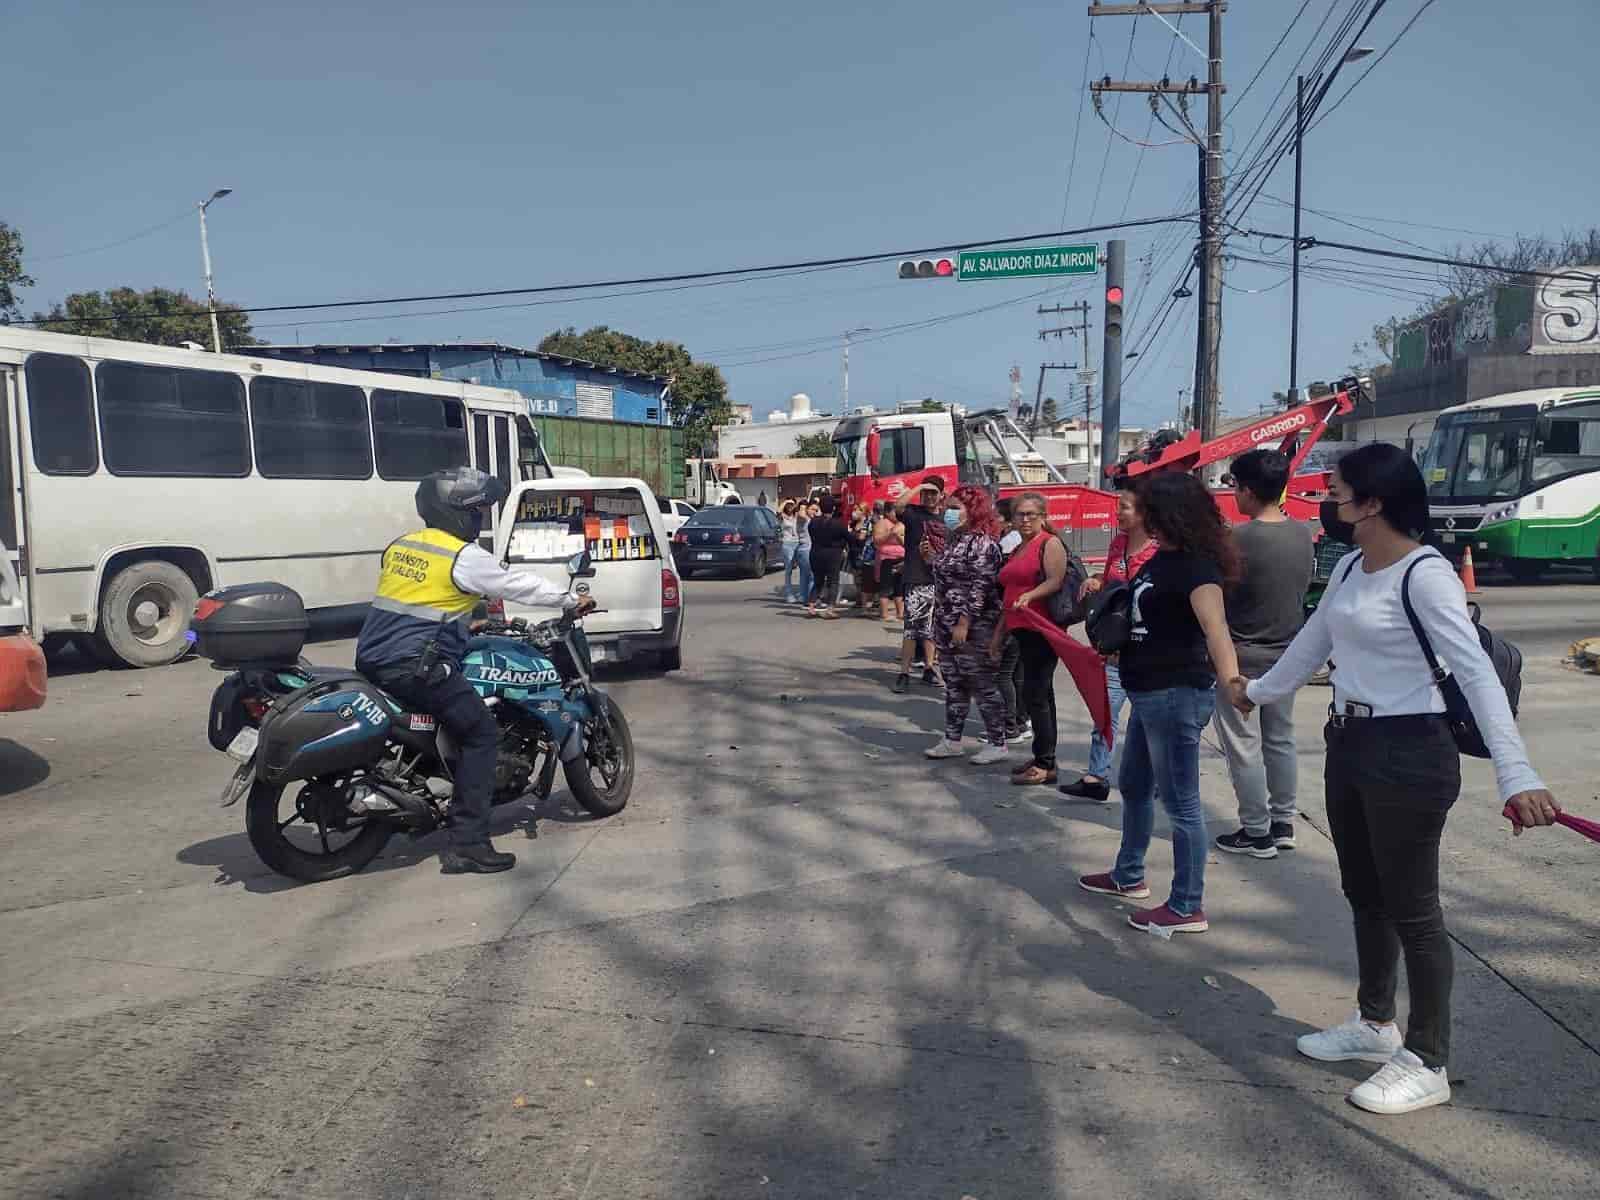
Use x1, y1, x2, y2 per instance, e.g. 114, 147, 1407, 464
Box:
1319, 499, 1358, 544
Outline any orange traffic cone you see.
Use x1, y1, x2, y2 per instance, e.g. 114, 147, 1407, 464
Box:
1459, 545, 1479, 594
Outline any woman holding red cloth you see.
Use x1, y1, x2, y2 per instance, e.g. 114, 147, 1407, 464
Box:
994, 492, 1071, 785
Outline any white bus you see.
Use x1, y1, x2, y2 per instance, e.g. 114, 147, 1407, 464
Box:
0, 327, 557, 667
1420, 386, 1600, 580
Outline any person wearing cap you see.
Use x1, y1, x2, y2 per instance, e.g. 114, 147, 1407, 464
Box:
892, 476, 948, 693
355, 467, 591, 876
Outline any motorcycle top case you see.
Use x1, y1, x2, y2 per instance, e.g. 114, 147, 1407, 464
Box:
258, 677, 394, 785
190, 582, 309, 667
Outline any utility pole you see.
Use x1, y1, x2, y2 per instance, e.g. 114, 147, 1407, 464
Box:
1201, 0, 1224, 444
1033, 363, 1076, 437
1193, 146, 1208, 436
196, 188, 233, 353
1038, 301, 1093, 428
842, 327, 870, 412
1089, 2, 1225, 442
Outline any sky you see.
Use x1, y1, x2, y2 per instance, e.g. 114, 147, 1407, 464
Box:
8, 0, 1598, 438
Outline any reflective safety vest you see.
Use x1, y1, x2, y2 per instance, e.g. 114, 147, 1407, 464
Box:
355, 527, 478, 670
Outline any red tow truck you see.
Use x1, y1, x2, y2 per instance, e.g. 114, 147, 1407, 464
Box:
830, 379, 1363, 559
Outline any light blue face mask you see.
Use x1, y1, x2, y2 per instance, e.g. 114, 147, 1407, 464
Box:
943, 508, 960, 529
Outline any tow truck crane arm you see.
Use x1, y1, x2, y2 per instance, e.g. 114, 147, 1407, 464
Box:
1109, 376, 1365, 486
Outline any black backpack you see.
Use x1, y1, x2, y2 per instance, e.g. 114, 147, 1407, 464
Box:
1084, 580, 1132, 654
1041, 532, 1091, 627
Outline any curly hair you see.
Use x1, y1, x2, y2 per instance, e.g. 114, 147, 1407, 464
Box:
1134, 473, 1241, 584
949, 484, 1001, 539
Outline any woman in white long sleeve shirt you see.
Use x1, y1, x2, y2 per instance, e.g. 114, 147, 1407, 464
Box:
1232, 443, 1560, 1117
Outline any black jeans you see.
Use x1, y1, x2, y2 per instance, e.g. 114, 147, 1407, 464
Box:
997, 634, 1024, 729
370, 662, 500, 848
1324, 715, 1460, 1068
1015, 630, 1059, 769
810, 548, 843, 606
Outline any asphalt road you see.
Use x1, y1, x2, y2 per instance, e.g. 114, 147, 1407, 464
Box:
1, 574, 1597, 1199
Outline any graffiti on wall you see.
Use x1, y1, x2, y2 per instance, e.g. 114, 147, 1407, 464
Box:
1392, 282, 1536, 370
1531, 266, 1600, 354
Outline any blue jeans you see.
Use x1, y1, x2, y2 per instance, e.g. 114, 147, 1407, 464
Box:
781, 540, 803, 600
1085, 662, 1128, 779
1111, 684, 1216, 916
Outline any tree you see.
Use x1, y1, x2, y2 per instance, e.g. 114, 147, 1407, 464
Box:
32, 286, 258, 349
917, 399, 946, 413
1039, 396, 1059, 428
1, 221, 34, 322
538, 325, 730, 450
794, 431, 835, 459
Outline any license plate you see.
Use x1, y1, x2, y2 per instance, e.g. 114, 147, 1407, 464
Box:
219, 758, 253, 807
1440, 532, 1455, 543
226, 726, 259, 762
697, 552, 714, 561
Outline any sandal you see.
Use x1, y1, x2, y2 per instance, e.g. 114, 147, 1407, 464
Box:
1011, 765, 1057, 787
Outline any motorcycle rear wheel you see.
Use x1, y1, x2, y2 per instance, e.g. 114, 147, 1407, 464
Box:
564, 703, 634, 817
245, 778, 393, 883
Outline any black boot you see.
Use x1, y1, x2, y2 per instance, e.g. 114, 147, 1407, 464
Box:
440, 842, 516, 874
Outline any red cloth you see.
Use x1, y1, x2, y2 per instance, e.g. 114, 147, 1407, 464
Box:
1104, 531, 1159, 582
1000, 532, 1112, 747
1503, 801, 1600, 844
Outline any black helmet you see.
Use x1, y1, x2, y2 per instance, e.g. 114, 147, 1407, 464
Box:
415, 466, 508, 542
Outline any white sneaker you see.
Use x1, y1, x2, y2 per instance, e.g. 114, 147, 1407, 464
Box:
1297, 1013, 1404, 1064
924, 738, 967, 759
1348, 1048, 1451, 1115
970, 743, 1010, 766
1007, 723, 1032, 745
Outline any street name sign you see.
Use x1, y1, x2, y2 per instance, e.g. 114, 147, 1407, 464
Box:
957, 244, 1100, 281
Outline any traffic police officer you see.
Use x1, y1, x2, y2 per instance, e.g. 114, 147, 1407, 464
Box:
356, 467, 588, 875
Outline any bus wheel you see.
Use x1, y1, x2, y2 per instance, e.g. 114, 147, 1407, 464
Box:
96, 560, 200, 668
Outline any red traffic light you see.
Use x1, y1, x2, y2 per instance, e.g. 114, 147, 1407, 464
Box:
1106, 286, 1124, 305
899, 258, 957, 279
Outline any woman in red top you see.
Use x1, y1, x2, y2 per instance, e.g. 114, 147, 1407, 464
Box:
994, 492, 1072, 786
1060, 480, 1159, 802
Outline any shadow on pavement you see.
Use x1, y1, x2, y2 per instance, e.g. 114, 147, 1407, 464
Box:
0, 738, 51, 796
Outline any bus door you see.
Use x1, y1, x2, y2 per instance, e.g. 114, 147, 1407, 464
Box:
0, 366, 27, 627
469, 411, 515, 550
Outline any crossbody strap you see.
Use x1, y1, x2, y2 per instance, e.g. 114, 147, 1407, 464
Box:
1398, 552, 1451, 686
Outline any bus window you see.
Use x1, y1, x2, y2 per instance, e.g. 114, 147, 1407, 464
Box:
371, 390, 469, 480
472, 413, 491, 475
24, 353, 98, 475
492, 415, 512, 491
97, 360, 250, 477
250, 378, 372, 479
516, 416, 552, 480
1532, 402, 1600, 482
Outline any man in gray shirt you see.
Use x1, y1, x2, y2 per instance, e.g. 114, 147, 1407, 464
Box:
1214, 449, 1314, 860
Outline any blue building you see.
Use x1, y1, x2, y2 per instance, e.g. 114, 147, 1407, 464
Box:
250, 342, 672, 425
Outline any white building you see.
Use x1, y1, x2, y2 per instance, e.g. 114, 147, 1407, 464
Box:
717, 392, 857, 460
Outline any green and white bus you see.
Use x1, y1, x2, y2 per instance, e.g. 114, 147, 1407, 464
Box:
1420, 387, 1600, 580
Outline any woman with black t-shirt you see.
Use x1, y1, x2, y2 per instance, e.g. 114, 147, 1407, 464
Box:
1078, 473, 1240, 936
807, 495, 851, 619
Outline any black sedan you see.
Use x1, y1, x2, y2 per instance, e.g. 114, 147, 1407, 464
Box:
671, 505, 783, 578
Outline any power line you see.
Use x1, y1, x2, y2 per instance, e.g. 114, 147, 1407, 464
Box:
14, 212, 1197, 330
1057, 28, 1099, 228
1224, 0, 1313, 118
1089, 14, 1142, 223
1308, 0, 1439, 132
29, 208, 194, 263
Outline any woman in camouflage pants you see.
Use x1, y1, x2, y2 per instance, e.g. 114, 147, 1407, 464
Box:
924, 485, 1010, 766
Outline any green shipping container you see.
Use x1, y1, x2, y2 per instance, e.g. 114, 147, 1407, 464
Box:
530, 416, 685, 499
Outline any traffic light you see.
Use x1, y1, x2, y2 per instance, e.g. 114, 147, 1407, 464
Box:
898, 258, 955, 279
1104, 283, 1124, 340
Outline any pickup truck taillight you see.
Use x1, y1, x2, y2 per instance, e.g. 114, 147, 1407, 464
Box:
721, 532, 742, 544
661, 569, 680, 610
672, 531, 688, 544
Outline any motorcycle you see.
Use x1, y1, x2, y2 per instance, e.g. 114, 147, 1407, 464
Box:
193, 552, 633, 883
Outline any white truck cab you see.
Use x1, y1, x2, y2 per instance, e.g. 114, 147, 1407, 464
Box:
495, 476, 684, 672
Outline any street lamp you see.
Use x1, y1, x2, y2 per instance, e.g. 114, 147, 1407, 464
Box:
197, 188, 233, 353
842, 327, 871, 411
1289, 45, 1373, 397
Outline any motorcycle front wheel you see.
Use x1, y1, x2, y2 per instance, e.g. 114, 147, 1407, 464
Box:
564, 703, 634, 817
245, 778, 393, 883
